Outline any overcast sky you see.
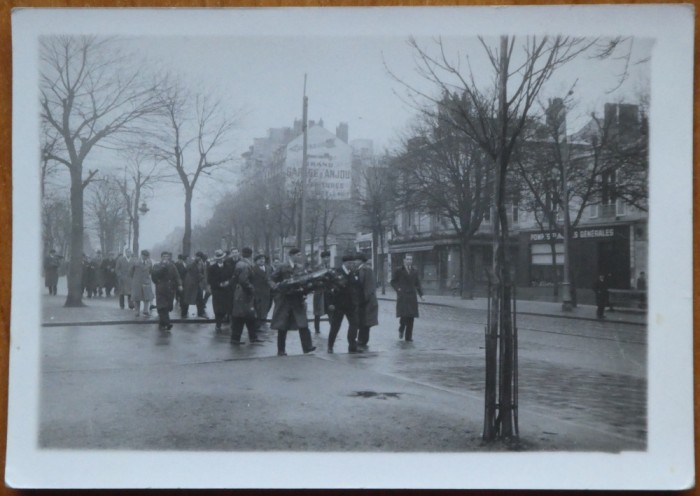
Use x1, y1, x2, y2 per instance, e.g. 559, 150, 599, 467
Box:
88, 35, 651, 251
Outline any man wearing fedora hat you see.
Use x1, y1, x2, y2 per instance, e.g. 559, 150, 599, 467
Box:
230, 247, 263, 345
151, 251, 182, 331
269, 247, 316, 356
207, 249, 234, 332
326, 252, 363, 354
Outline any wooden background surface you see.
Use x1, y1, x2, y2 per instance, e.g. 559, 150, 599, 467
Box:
0, 1, 696, 494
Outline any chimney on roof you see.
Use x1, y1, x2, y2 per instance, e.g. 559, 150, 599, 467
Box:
336, 122, 349, 143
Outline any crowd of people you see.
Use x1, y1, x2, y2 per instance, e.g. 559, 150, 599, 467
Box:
45, 246, 425, 356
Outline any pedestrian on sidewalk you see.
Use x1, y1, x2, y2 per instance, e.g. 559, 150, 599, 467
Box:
43, 249, 60, 296
269, 247, 316, 356
151, 251, 183, 331
312, 250, 332, 335
116, 249, 135, 310
326, 252, 362, 354
251, 252, 273, 332
207, 249, 233, 332
357, 252, 378, 350
183, 252, 208, 318
131, 249, 154, 318
230, 247, 263, 345
593, 274, 609, 319
390, 254, 424, 342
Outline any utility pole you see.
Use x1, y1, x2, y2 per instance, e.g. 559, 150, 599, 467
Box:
557, 97, 573, 311
297, 74, 309, 262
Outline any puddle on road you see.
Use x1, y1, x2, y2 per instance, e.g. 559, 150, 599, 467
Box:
351, 391, 402, 400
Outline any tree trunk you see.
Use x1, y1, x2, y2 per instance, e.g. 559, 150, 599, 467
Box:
65, 169, 85, 307
460, 237, 474, 299
372, 228, 379, 287
549, 240, 560, 300
484, 35, 516, 442
132, 188, 141, 255
379, 228, 386, 295
182, 189, 193, 256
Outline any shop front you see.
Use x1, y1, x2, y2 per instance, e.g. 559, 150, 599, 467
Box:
517, 224, 632, 290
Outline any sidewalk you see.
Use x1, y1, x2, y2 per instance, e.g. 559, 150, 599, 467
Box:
376, 289, 646, 326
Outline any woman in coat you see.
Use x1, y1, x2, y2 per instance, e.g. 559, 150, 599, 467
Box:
390, 254, 423, 342
131, 249, 154, 317
357, 253, 379, 348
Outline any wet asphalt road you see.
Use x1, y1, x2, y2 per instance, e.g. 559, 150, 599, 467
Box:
41, 297, 646, 448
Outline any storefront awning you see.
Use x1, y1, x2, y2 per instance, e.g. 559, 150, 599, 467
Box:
389, 242, 435, 253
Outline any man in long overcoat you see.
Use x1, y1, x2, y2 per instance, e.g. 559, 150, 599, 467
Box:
251, 253, 273, 332
82, 253, 96, 298
312, 250, 333, 335
131, 249, 154, 317
183, 252, 207, 318
101, 252, 117, 297
270, 248, 316, 356
230, 247, 262, 345
93, 250, 105, 297
593, 274, 609, 319
115, 249, 135, 310
44, 249, 60, 295
151, 251, 182, 331
326, 253, 363, 354
390, 254, 424, 342
207, 249, 234, 332
357, 253, 379, 349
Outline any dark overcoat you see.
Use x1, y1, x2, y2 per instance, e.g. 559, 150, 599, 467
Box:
358, 263, 379, 327
102, 257, 117, 288
593, 278, 609, 307
82, 258, 96, 291
208, 262, 233, 315
93, 255, 105, 287
151, 261, 182, 310
326, 267, 362, 314
231, 258, 256, 319
183, 259, 206, 305
391, 265, 423, 318
270, 262, 308, 331
44, 255, 60, 287
251, 264, 273, 320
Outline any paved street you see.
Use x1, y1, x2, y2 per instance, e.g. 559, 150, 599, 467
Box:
39, 291, 646, 452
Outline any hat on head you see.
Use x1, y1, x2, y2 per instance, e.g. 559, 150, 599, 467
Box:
254, 253, 266, 261
178, 254, 186, 261
213, 249, 225, 261
195, 251, 204, 258
320, 250, 331, 258
289, 248, 300, 256
161, 251, 170, 257
341, 253, 357, 262
241, 247, 253, 258
141, 249, 150, 257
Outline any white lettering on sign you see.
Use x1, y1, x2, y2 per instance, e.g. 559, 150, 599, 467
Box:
530, 227, 616, 242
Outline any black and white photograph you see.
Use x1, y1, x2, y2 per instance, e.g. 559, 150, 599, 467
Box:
7, 5, 694, 490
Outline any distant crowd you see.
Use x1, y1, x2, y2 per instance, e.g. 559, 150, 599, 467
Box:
43, 248, 425, 356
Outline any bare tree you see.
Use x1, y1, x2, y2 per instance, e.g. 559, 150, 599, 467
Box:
391, 35, 626, 442
40, 35, 160, 306
395, 94, 493, 298
115, 148, 166, 255
355, 157, 397, 294
152, 82, 239, 256
85, 175, 126, 254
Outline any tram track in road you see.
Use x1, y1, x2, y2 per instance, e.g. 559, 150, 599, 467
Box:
415, 305, 647, 346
